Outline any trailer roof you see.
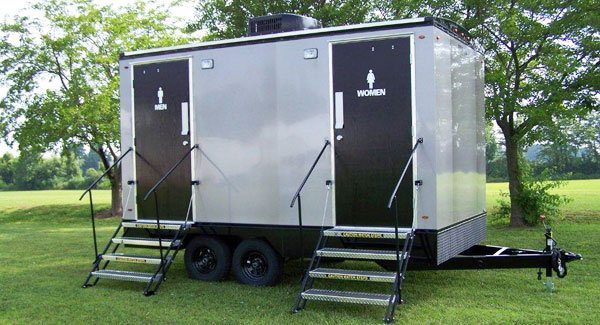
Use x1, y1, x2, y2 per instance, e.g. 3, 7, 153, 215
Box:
121, 17, 473, 59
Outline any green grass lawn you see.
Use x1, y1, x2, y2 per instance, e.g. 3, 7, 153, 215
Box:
0, 181, 598, 324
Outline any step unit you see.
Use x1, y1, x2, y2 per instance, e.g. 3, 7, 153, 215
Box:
309, 268, 396, 283
83, 218, 191, 295
100, 253, 170, 265
91, 270, 162, 283
323, 226, 411, 239
112, 237, 181, 247
316, 247, 408, 260
122, 221, 191, 230
293, 224, 416, 323
301, 289, 393, 306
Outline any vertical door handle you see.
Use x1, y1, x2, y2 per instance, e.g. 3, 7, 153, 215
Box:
334, 92, 344, 129
181, 102, 189, 135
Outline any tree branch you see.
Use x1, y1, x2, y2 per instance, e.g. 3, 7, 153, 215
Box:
106, 143, 117, 161
51, 48, 69, 91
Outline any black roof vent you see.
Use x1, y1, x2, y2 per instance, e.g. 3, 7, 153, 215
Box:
248, 14, 322, 37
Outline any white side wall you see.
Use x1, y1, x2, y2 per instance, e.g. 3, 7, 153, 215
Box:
433, 28, 486, 229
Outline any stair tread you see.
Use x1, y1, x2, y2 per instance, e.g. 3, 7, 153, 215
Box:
122, 219, 189, 224
114, 236, 176, 240
320, 247, 395, 253
92, 269, 157, 277
311, 268, 396, 278
104, 253, 165, 258
327, 226, 412, 233
91, 269, 161, 282
101, 253, 170, 264
324, 226, 411, 239
302, 289, 392, 305
317, 247, 407, 261
113, 236, 180, 243
122, 221, 191, 230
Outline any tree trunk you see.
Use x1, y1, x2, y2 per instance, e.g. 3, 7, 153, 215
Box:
91, 145, 122, 217
110, 165, 122, 217
505, 137, 526, 227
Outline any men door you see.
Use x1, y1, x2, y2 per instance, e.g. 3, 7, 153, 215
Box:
332, 37, 413, 227
133, 60, 191, 221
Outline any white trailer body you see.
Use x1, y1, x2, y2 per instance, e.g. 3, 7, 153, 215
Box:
118, 17, 485, 264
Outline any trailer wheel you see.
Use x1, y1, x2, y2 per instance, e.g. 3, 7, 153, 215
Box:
184, 236, 231, 281
232, 239, 283, 286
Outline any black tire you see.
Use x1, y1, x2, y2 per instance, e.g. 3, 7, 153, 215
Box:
232, 239, 283, 286
184, 236, 231, 281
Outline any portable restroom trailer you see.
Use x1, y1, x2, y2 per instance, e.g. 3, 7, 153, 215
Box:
80, 15, 582, 322
80, 14, 582, 322
118, 14, 485, 262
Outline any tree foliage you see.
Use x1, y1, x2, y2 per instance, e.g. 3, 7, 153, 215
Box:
186, 0, 375, 40
494, 166, 571, 226
0, 0, 191, 213
0, 151, 110, 191
534, 113, 600, 178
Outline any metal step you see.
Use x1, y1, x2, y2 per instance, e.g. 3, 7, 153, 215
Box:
101, 253, 169, 265
317, 247, 407, 261
301, 289, 392, 306
324, 226, 411, 239
112, 237, 180, 247
122, 221, 191, 230
90, 270, 162, 283
309, 268, 396, 283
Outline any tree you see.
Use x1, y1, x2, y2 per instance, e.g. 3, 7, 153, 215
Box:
537, 119, 579, 175
486, 124, 508, 182
186, 0, 375, 39
577, 111, 600, 175
0, 153, 16, 187
78, 146, 104, 173
369, 0, 599, 225
0, 0, 191, 215
13, 154, 62, 190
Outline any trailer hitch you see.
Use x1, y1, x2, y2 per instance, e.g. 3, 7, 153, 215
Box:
538, 215, 583, 292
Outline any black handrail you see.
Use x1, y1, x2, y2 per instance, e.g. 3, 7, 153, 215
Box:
78, 147, 133, 260
79, 147, 133, 201
386, 137, 422, 294
387, 138, 423, 209
143, 144, 198, 201
290, 140, 330, 208
143, 144, 198, 279
289, 140, 330, 274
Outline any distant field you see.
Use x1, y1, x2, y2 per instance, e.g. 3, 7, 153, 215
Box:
2, 178, 598, 211
0, 190, 110, 210
486, 179, 600, 217
0, 181, 598, 324
2, 179, 597, 216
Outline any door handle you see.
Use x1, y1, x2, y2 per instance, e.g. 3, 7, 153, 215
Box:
181, 102, 189, 135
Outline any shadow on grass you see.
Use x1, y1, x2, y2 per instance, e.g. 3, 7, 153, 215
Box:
0, 204, 112, 225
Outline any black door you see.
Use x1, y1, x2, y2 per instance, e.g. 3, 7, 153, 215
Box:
133, 60, 191, 221
333, 37, 413, 227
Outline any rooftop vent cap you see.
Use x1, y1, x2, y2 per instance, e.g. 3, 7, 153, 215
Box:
248, 14, 322, 37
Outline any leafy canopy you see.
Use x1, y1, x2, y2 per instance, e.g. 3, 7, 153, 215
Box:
186, 0, 376, 40
0, 0, 192, 159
